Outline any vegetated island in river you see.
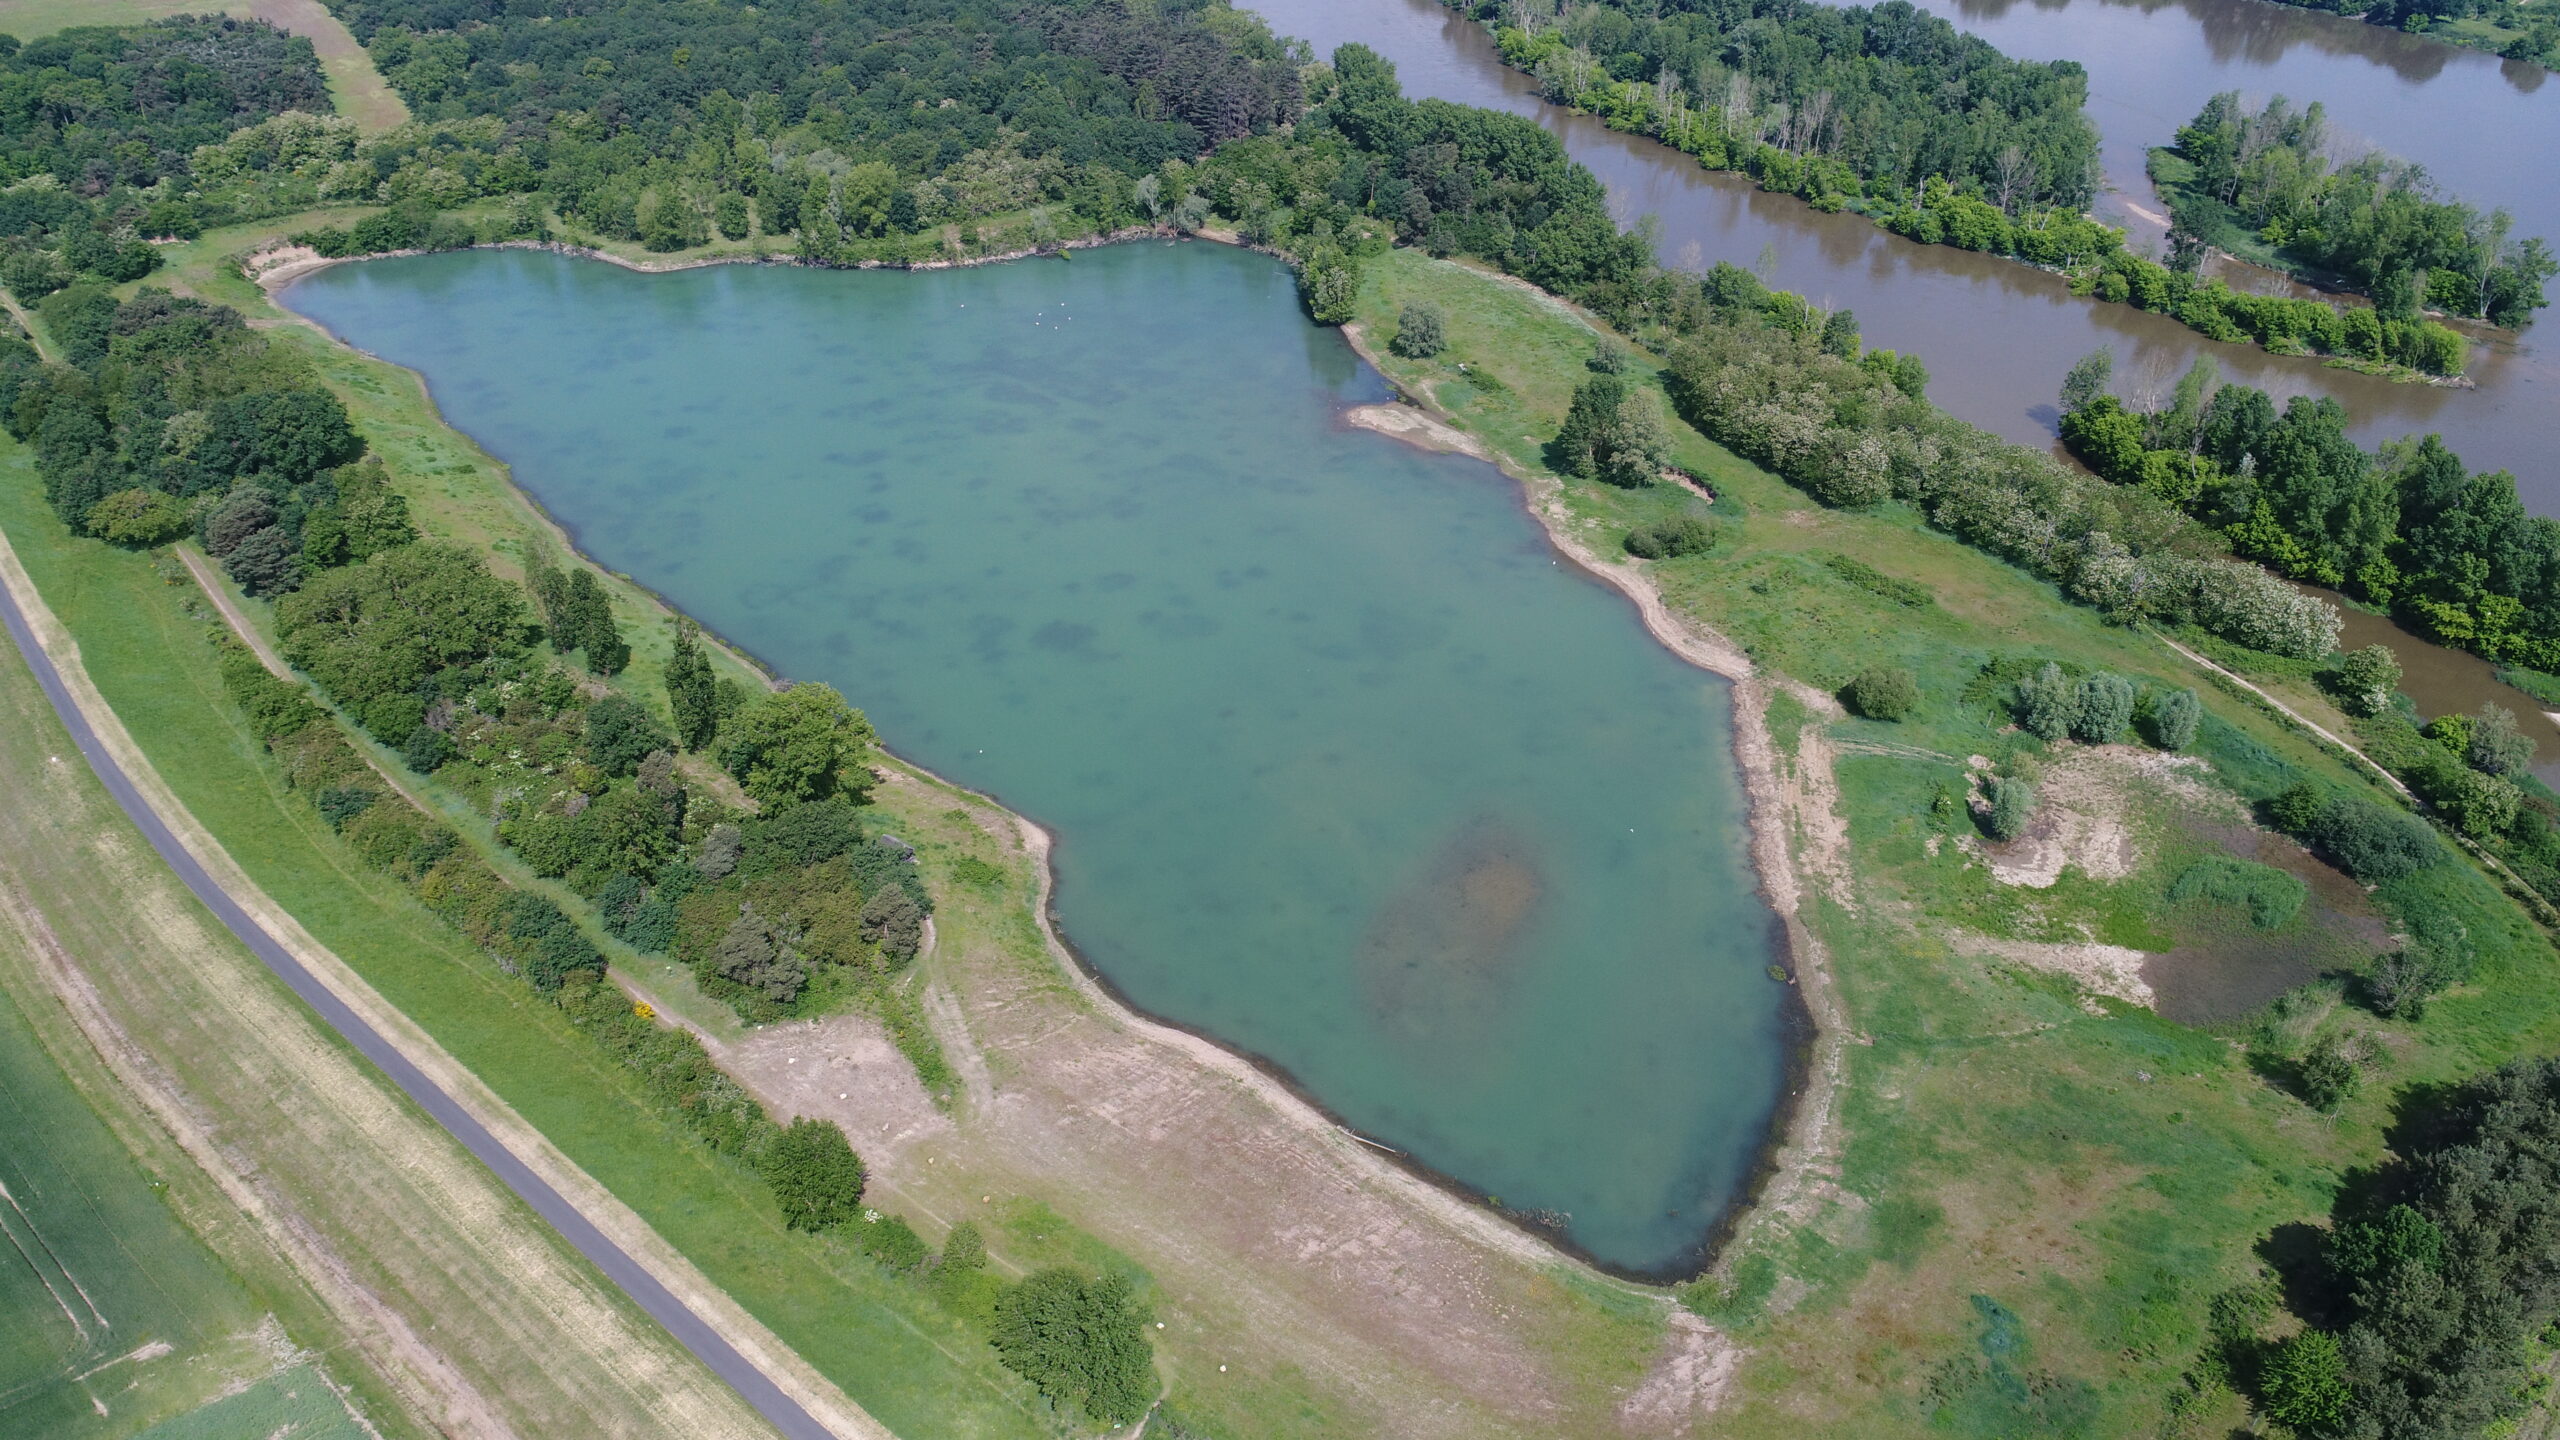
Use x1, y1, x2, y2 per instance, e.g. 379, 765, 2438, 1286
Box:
1433, 0, 2550, 382
2248, 0, 2560, 70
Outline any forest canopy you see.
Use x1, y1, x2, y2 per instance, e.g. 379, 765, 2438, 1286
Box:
2160, 92, 2552, 328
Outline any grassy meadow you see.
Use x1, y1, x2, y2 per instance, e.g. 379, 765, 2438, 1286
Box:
1352, 245, 2560, 1436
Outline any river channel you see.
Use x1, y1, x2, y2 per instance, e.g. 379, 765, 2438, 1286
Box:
282, 241, 1794, 1277
1242, 0, 2556, 494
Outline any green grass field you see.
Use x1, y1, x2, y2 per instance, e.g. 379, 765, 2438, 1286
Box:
0, 917, 379, 1439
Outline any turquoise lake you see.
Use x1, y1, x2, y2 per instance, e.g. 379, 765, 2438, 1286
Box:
283, 241, 1789, 1274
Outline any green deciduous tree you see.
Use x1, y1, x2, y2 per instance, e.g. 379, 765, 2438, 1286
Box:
990, 1269, 1156, 1427
276, 542, 529, 712
722, 683, 875, 808
2467, 702, 2533, 776
83, 487, 188, 546
2144, 687, 2201, 750
2069, 671, 2135, 743
666, 621, 719, 751
2016, 662, 2072, 741
760, 1116, 865, 1232
2333, 645, 2403, 718
1390, 302, 1445, 358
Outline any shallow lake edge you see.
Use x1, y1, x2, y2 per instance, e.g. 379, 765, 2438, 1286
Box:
262, 234, 1837, 1287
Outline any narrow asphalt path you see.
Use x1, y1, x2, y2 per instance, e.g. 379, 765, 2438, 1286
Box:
0, 576, 842, 1440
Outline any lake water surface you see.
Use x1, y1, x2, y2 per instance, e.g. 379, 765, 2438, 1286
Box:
283, 241, 1791, 1275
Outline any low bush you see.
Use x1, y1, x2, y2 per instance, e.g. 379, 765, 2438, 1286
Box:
1622, 515, 1714, 559
1840, 667, 1920, 722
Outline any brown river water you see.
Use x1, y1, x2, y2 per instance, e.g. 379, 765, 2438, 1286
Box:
1245, 0, 2557, 486
1245, 0, 2560, 764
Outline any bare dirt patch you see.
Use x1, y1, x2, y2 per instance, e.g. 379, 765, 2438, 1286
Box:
1617, 1313, 1746, 1436
1965, 745, 2214, 890
1951, 931, 2157, 1009
707, 775, 1601, 1438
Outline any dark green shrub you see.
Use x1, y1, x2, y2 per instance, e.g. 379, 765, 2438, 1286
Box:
991, 1269, 1156, 1427
1623, 515, 1715, 559
1984, 776, 2035, 841
217, 644, 323, 741
1840, 666, 1919, 721
850, 1212, 930, 1270
2294, 1033, 2359, 1111
316, 786, 379, 830
2309, 795, 2442, 882
761, 1117, 865, 1232
1389, 302, 1445, 358
582, 694, 670, 776
402, 723, 453, 773
739, 795, 864, 875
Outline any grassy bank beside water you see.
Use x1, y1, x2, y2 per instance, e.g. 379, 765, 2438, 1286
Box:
12, 182, 2560, 1434
1348, 245, 2560, 1436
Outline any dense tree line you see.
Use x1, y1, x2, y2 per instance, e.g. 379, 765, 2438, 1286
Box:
2058, 349, 2560, 671
1657, 271, 2342, 657
219, 554, 1149, 1414
1207, 49, 2343, 662
2162, 93, 2553, 329
0, 19, 328, 297
306, 0, 1302, 260
0, 285, 408, 598
2253, 1058, 2560, 1438
1439, 0, 2492, 376
1481, 0, 2099, 213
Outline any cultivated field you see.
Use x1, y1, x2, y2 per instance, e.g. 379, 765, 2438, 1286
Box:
0, 534, 793, 1439
0, 947, 373, 1439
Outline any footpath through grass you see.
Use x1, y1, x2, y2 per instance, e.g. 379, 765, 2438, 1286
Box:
1354, 246, 2560, 1437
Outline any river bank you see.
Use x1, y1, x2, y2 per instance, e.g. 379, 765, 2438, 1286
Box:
1242, 0, 2560, 491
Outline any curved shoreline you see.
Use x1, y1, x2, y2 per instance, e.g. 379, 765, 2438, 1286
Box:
257, 234, 1834, 1287
1335, 322, 1847, 1280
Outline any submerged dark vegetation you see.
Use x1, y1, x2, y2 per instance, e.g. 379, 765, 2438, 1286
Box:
6, 0, 2559, 1433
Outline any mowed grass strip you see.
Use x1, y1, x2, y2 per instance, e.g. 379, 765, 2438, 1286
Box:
0, 453, 1055, 1438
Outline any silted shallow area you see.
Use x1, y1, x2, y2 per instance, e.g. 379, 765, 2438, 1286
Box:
284, 240, 1790, 1273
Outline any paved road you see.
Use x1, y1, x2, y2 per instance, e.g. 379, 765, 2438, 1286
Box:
0, 575, 840, 1440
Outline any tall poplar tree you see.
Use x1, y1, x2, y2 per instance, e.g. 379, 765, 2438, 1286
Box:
666, 620, 718, 751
